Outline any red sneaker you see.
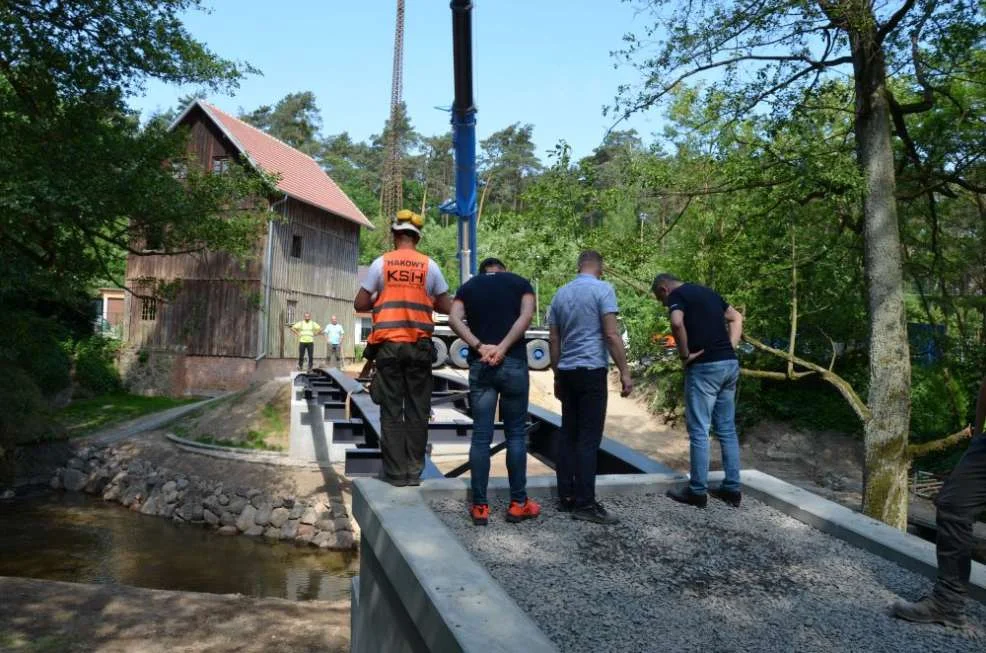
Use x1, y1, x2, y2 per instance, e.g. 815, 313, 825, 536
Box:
506, 498, 541, 523
470, 504, 489, 526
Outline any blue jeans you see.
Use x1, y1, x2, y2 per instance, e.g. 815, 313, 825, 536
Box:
684, 359, 741, 494
468, 357, 530, 505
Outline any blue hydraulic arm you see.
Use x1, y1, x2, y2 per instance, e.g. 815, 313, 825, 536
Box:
449, 0, 477, 284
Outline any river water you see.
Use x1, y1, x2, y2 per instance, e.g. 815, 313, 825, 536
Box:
0, 491, 357, 601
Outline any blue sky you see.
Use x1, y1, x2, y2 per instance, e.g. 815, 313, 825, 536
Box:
129, 0, 662, 159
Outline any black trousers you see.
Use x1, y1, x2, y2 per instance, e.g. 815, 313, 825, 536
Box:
555, 367, 608, 508
298, 342, 314, 370
371, 340, 433, 482
934, 433, 986, 609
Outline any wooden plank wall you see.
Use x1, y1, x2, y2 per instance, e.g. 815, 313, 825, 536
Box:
184, 106, 237, 169
124, 279, 260, 357
265, 198, 360, 359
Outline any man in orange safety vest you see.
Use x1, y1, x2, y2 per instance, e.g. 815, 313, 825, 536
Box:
354, 210, 451, 486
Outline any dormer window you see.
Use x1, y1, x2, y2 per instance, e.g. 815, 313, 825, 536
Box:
212, 156, 230, 173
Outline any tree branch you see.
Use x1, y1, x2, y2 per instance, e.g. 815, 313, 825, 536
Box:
907, 426, 972, 459
876, 0, 918, 43
744, 334, 872, 422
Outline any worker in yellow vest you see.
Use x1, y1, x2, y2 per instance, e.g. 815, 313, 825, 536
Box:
290, 312, 321, 372
354, 210, 451, 486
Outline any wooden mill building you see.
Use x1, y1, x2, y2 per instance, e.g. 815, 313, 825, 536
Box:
122, 100, 373, 394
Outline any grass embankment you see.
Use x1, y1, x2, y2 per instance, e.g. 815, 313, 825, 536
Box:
58, 394, 201, 438
171, 382, 290, 452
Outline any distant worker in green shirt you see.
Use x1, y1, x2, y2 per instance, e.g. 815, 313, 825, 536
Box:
291, 312, 321, 372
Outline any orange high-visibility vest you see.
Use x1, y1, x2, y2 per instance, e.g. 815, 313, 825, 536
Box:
368, 249, 435, 344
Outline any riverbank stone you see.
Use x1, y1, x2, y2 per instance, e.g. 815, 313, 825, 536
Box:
295, 524, 315, 544
254, 502, 273, 526
334, 530, 355, 550
217, 525, 238, 536
227, 496, 247, 515
280, 519, 299, 540
177, 501, 204, 522
203, 509, 220, 526
270, 507, 290, 528
236, 505, 258, 532
63, 468, 87, 492
300, 507, 317, 525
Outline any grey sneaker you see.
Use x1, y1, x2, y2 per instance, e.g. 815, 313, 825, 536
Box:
892, 596, 965, 628
571, 502, 620, 525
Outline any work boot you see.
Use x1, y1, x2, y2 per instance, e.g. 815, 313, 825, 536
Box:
571, 502, 619, 525
506, 498, 541, 523
892, 595, 965, 628
666, 486, 708, 508
470, 504, 489, 526
557, 497, 576, 513
709, 486, 742, 507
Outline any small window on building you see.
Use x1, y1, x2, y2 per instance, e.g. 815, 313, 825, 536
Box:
212, 156, 230, 174
290, 235, 303, 259
286, 300, 297, 325
141, 297, 157, 321
171, 161, 187, 180
358, 317, 372, 344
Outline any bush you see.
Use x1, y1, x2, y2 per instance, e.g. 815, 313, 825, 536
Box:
0, 310, 72, 396
73, 335, 122, 395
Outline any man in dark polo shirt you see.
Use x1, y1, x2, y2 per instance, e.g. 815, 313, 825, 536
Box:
652, 273, 744, 508
449, 257, 540, 526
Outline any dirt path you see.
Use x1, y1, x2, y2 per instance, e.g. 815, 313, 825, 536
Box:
0, 577, 348, 653
527, 370, 867, 507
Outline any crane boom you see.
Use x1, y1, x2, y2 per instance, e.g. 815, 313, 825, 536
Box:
449, 0, 477, 284
381, 0, 406, 223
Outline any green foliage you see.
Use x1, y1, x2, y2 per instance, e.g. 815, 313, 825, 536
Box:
639, 358, 685, 419
0, 1, 263, 461
0, 310, 72, 396
240, 91, 322, 154
58, 394, 198, 437
193, 431, 283, 452
72, 336, 122, 396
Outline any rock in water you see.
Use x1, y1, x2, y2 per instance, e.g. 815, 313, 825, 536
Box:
236, 505, 258, 532
62, 468, 87, 492
269, 507, 290, 528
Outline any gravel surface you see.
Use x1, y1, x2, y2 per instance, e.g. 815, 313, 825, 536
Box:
430, 492, 986, 653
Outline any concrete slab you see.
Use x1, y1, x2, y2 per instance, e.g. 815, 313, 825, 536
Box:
352, 478, 558, 653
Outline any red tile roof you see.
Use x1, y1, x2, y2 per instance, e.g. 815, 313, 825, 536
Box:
183, 101, 373, 229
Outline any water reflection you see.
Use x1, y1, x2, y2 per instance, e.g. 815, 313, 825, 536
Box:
0, 492, 357, 601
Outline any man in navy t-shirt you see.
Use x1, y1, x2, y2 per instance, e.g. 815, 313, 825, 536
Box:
449, 257, 540, 526
652, 273, 744, 509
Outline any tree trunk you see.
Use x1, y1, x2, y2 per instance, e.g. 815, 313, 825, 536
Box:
851, 27, 912, 529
